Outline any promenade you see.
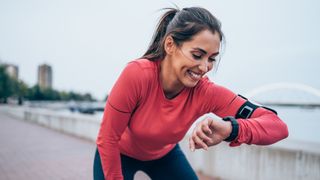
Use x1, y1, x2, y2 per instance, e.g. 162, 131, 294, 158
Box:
2, 105, 320, 179
0, 110, 96, 180
0, 109, 213, 180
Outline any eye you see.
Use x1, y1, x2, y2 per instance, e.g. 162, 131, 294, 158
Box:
208, 57, 216, 62
192, 53, 202, 60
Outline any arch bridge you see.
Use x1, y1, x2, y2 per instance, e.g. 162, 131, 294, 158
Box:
245, 82, 320, 108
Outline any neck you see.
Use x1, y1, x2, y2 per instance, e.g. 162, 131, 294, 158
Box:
160, 57, 184, 99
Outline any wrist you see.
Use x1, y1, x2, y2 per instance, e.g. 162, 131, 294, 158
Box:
223, 121, 232, 139
222, 116, 239, 142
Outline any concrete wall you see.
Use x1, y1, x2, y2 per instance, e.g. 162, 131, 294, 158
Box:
2, 105, 320, 180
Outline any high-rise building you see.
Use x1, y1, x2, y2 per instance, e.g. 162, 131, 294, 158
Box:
38, 64, 52, 89
4, 64, 19, 79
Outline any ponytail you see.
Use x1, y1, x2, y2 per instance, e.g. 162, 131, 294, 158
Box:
142, 8, 179, 61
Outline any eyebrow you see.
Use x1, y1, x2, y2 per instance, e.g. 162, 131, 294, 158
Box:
192, 47, 219, 56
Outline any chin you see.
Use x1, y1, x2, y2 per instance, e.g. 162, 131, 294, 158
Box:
183, 80, 199, 88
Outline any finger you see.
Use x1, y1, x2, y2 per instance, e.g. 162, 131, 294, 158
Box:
193, 135, 209, 151
189, 137, 195, 152
205, 135, 217, 146
203, 118, 213, 134
194, 143, 203, 149
201, 123, 212, 135
196, 130, 212, 142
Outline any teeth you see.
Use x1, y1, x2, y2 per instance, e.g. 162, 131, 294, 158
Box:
188, 70, 201, 79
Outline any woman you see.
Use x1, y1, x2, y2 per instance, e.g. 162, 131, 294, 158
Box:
94, 7, 288, 180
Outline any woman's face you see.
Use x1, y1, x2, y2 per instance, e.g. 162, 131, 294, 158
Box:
170, 29, 221, 88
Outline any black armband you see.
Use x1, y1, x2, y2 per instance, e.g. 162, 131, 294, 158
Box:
236, 94, 278, 119
222, 116, 239, 142
235, 100, 259, 119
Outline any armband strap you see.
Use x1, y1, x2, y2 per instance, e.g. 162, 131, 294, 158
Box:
236, 94, 278, 119
235, 100, 259, 119
261, 106, 278, 115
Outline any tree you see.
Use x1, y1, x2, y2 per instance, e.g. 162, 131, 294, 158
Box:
0, 65, 14, 103
1, 65, 96, 102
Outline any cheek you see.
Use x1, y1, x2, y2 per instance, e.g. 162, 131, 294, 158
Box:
208, 63, 214, 71
175, 59, 195, 70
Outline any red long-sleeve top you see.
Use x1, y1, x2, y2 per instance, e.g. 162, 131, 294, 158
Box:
96, 59, 288, 179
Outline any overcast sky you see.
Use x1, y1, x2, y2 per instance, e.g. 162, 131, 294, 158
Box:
1, 0, 319, 100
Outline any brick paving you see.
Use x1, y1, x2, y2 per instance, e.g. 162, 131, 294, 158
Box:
0, 111, 96, 180
0, 110, 215, 180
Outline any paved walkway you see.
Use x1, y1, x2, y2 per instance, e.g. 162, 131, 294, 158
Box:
0, 111, 97, 180
0, 110, 214, 180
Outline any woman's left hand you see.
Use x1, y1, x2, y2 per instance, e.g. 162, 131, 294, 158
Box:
189, 117, 232, 151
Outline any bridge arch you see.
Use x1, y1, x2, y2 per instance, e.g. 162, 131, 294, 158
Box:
245, 82, 320, 100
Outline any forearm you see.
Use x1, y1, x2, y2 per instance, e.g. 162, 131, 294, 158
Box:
96, 103, 131, 179
96, 140, 123, 179
229, 108, 289, 146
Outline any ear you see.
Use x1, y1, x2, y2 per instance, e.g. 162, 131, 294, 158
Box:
164, 35, 176, 55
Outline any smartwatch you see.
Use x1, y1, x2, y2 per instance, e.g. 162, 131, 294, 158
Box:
222, 116, 239, 142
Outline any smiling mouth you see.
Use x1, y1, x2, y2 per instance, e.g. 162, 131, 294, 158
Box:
187, 70, 202, 81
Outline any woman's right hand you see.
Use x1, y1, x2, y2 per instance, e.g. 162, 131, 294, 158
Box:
189, 117, 232, 151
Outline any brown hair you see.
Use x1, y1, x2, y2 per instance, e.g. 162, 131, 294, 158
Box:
142, 7, 224, 62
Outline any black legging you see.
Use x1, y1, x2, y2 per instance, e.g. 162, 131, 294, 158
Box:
93, 144, 198, 180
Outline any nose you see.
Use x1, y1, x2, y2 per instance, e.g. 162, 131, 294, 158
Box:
198, 60, 209, 73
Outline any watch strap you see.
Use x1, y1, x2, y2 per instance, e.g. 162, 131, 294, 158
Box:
222, 116, 239, 142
